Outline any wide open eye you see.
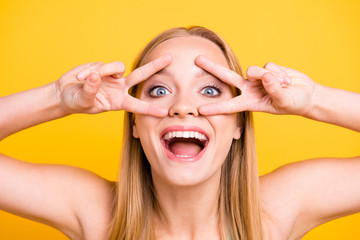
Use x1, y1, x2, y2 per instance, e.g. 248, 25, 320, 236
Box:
148, 86, 171, 97
200, 86, 221, 97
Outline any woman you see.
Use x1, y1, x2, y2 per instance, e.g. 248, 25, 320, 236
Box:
0, 26, 359, 240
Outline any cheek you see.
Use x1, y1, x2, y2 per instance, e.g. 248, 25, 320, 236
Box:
206, 115, 238, 169
208, 114, 238, 132
207, 113, 240, 140
134, 115, 157, 140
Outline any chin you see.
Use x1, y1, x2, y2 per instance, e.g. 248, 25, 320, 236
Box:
153, 164, 221, 189
168, 175, 205, 187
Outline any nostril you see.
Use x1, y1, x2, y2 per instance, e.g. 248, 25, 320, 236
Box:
169, 100, 199, 117
170, 111, 197, 118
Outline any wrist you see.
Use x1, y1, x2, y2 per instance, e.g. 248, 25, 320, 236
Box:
302, 82, 320, 119
302, 83, 343, 124
300, 83, 360, 131
48, 81, 72, 117
302, 83, 323, 120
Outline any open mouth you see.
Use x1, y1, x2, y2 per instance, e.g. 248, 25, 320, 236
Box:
161, 127, 209, 161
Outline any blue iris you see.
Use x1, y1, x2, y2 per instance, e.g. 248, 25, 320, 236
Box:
200, 87, 220, 96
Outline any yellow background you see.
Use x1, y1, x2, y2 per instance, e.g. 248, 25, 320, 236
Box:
1, 0, 359, 239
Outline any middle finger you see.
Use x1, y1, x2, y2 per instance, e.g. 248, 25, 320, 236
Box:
195, 55, 246, 89
125, 54, 172, 87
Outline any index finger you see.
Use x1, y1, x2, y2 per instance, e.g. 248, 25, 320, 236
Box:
122, 95, 168, 117
125, 54, 172, 88
195, 55, 246, 89
198, 96, 246, 115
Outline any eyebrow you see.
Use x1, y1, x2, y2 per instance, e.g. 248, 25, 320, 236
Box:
154, 68, 173, 77
195, 68, 214, 78
154, 67, 216, 79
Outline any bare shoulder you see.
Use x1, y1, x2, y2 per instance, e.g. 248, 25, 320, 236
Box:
65, 165, 115, 239
0, 153, 115, 240
260, 156, 360, 240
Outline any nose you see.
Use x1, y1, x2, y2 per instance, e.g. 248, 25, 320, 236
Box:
169, 93, 199, 118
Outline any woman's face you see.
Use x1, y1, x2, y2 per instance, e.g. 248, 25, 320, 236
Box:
133, 36, 241, 187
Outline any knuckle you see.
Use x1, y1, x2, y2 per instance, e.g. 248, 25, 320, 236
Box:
83, 62, 96, 68
150, 58, 161, 69
247, 65, 262, 74
225, 69, 235, 80
95, 61, 104, 66
90, 62, 104, 72
229, 101, 234, 113
133, 67, 144, 80
131, 100, 140, 113
213, 63, 220, 72
114, 61, 125, 72
264, 62, 275, 69
247, 65, 256, 73
246, 65, 262, 79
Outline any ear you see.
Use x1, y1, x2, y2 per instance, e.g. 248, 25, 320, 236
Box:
233, 126, 241, 140
132, 124, 139, 138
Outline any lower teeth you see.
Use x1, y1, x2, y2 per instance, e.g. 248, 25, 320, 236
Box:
174, 154, 195, 158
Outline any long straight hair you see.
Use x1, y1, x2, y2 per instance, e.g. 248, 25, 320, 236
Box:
107, 26, 262, 240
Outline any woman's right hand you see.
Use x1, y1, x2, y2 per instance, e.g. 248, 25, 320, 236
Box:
55, 54, 172, 117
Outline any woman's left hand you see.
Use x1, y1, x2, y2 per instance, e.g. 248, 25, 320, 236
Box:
195, 55, 317, 116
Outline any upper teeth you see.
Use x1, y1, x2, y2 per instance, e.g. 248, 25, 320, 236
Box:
163, 131, 208, 141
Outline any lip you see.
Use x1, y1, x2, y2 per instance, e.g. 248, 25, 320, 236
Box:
160, 125, 210, 162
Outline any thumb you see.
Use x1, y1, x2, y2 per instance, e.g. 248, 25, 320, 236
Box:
262, 72, 286, 103
80, 71, 101, 104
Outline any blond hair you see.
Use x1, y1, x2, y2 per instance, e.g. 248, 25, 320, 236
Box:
107, 26, 262, 240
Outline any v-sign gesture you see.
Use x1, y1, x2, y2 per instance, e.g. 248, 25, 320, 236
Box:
56, 54, 172, 117
195, 55, 316, 116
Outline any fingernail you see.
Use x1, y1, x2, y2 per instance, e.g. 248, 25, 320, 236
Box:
199, 105, 212, 115
89, 71, 99, 84
77, 71, 86, 80
262, 75, 274, 86
285, 77, 292, 85
163, 54, 172, 61
196, 55, 205, 63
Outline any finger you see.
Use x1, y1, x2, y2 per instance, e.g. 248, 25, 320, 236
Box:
261, 72, 288, 104
198, 97, 246, 115
246, 65, 268, 81
94, 61, 126, 79
279, 65, 305, 77
247, 64, 292, 86
264, 62, 292, 85
126, 54, 172, 87
123, 96, 168, 117
76, 62, 104, 81
195, 55, 246, 89
81, 71, 102, 102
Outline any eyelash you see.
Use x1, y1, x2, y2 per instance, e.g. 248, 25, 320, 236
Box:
146, 83, 170, 97
201, 84, 222, 97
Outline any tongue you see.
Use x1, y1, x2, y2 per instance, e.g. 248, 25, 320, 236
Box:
169, 142, 202, 156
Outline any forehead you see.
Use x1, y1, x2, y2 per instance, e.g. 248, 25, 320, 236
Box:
146, 36, 230, 69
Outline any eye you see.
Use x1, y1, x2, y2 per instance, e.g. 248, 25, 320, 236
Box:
148, 85, 171, 97
200, 86, 221, 97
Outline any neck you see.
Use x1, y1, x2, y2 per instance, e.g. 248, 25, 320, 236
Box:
152, 169, 222, 240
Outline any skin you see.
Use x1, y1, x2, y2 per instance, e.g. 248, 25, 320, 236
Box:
0, 35, 359, 240
132, 37, 241, 239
